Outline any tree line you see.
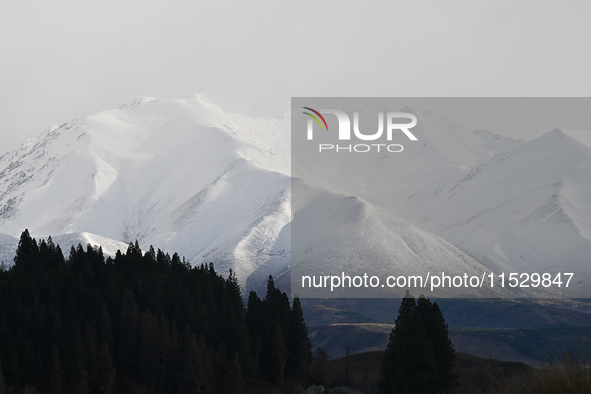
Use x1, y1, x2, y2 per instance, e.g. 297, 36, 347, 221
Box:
0, 230, 311, 394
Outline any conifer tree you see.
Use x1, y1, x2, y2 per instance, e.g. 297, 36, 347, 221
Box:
13, 229, 39, 269
61, 311, 89, 394
380, 291, 415, 384
0, 355, 6, 394
246, 291, 263, 372
378, 291, 420, 393
427, 301, 458, 392
310, 347, 330, 387
269, 324, 287, 384
265, 275, 276, 299
286, 296, 311, 383
47, 346, 65, 394
0, 325, 19, 387
378, 291, 458, 394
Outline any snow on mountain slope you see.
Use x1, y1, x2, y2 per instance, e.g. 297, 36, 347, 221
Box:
0, 231, 128, 264
0, 97, 516, 296
3, 96, 492, 296
405, 128, 591, 295
286, 179, 510, 297
2, 97, 587, 297
0, 95, 291, 289
374, 109, 523, 210
0, 233, 18, 265
39, 232, 129, 258
292, 102, 590, 296
294, 107, 523, 213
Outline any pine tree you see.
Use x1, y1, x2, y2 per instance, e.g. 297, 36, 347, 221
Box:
61, 311, 89, 394
269, 324, 287, 384
13, 229, 39, 270
310, 347, 330, 387
0, 355, 6, 394
379, 290, 415, 393
427, 301, 458, 392
378, 291, 458, 394
265, 275, 276, 300
47, 346, 65, 394
0, 324, 20, 388
179, 326, 206, 393
246, 291, 263, 373
286, 296, 311, 383
93, 305, 116, 394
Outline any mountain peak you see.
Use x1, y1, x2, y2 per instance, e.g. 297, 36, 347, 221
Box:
131, 97, 156, 106
0, 97, 293, 292
527, 128, 591, 153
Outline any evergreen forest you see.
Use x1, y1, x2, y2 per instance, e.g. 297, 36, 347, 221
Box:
0, 230, 311, 394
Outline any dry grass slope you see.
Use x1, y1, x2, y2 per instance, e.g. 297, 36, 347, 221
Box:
498, 353, 591, 394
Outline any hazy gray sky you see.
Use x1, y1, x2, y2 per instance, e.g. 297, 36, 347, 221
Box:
1, 0, 590, 155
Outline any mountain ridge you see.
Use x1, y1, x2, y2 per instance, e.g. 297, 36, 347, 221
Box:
2, 97, 590, 297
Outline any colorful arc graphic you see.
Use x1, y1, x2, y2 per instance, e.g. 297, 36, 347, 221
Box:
302, 107, 329, 131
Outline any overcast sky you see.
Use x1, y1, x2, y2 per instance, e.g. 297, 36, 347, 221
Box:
1, 0, 590, 155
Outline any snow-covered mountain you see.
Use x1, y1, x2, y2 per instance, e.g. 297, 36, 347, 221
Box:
287, 179, 509, 297
1, 97, 589, 297
0, 96, 291, 289
294, 107, 524, 212
404, 128, 591, 293
0, 96, 498, 296
0, 96, 505, 296
292, 103, 591, 297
